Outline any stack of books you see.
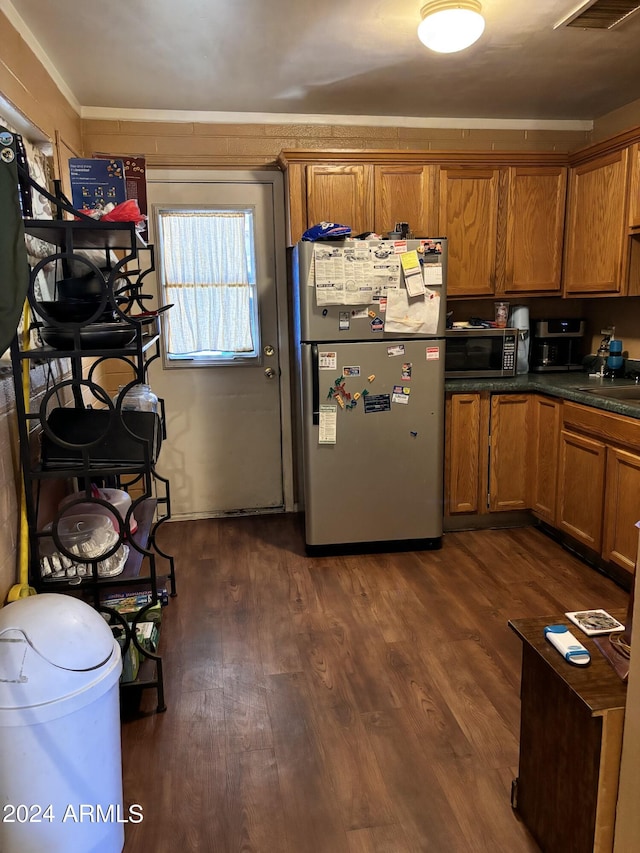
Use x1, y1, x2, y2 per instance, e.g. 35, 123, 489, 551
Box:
102, 588, 168, 615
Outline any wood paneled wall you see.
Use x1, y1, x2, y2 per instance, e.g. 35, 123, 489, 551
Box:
0, 10, 82, 599
582, 297, 640, 361
592, 97, 640, 144
81, 120, 591, 169
0, 9, 81, 166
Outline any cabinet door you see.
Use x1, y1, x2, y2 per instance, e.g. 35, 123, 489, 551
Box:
439, 166, 501, 297
557, 429, 606, 552
445, 392, 489, 515
628, 143, 640, 231
489, 394, 531, 512
602, 447, 640, 575
530, 395, 561, 524
504, 166, 567, 294
373, 164, 438, 238
306, 164, 374, 237
564, 149, 630, 295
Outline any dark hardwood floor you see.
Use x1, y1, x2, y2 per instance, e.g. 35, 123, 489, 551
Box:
121, 516, 628, 852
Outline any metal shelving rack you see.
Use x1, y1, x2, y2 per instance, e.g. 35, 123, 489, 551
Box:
10, 213, 176, 713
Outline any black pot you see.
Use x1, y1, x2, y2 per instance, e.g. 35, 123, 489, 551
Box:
35, 300, 115, 324
40, 322, 137, 350
56, 271, 108, 300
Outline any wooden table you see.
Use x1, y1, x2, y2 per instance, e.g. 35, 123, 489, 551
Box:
509, 615, 627, 853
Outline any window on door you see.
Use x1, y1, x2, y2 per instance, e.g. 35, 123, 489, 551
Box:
156, 207, 259, 365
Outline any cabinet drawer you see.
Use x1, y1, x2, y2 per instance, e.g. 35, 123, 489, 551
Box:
563, 401, 640, 453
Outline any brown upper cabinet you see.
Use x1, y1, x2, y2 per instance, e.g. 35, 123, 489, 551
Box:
628, 142, 640, 231
305, 164, 374, 238
563, 148, 631, 296
504, 166, 567, 295
279, 131, 640, 298
373, 164, 438, 237
299, 162, 440, 241
441, 164, 568, 297
438, 165, 501, 297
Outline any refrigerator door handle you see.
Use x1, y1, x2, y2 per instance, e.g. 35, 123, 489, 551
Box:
311, 344, 320, 425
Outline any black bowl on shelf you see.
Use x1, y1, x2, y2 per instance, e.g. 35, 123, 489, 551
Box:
35, 299, 115, 324
56, 271, 109, 300
40, 322, 137, 350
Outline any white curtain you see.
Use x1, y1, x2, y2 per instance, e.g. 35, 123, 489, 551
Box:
159, 211, 255, 355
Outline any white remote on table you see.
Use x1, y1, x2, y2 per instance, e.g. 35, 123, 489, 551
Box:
544, 624, 591, 666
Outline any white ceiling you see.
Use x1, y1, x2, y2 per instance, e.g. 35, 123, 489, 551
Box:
6, 0, 640, 125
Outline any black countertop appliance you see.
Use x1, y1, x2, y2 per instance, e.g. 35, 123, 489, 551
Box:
530, 318, 586, 372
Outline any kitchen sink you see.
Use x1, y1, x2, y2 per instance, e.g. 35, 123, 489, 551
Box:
577, 384, 640, 401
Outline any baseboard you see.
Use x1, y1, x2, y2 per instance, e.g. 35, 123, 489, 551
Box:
444, 511, 535, 532
535, 521, 633, 592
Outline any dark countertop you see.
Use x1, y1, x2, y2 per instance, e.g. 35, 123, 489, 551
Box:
445, 372, 640, 420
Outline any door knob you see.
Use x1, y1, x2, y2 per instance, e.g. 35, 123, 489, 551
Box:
264, 345, 275, 357
264, 367, 276, 379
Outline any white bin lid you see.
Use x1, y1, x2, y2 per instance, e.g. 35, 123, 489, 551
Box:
0, 594, 120, 712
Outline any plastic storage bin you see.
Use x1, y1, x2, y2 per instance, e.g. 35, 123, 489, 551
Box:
58, 487, 138, 534
0, 594, 124, 853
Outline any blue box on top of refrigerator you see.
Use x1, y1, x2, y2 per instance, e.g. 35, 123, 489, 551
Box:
293, 238, 447, 554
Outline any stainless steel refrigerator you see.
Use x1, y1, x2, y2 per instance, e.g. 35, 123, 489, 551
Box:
293, 238, 447, 553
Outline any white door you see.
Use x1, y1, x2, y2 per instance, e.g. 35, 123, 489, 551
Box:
145, 170, 292, 519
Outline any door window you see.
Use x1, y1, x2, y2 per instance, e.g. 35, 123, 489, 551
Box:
156, 207, 259, 365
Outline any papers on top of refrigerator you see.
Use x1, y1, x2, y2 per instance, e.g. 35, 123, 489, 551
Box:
311, 241, 445, 306
313, 242, 401, 306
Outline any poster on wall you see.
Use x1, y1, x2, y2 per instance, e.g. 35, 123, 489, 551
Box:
68, 157, 126, 214
94, 154, 148, 241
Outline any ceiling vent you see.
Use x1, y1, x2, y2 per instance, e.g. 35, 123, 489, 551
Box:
555, 0, 640, 29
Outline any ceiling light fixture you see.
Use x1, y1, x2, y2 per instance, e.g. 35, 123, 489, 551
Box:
417, 1, 486, 53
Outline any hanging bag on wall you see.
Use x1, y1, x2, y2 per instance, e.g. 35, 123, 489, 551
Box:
0, 125, 30, 354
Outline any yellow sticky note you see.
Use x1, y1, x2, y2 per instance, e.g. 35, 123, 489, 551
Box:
400, 250, 421, 275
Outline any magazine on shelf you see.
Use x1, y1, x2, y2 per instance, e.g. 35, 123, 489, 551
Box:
564, 609, 625, 637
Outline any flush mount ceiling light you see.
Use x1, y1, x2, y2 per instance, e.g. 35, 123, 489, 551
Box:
417, 1, 486, 53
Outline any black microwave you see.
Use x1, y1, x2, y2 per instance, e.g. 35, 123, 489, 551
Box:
445, 328, 518, 378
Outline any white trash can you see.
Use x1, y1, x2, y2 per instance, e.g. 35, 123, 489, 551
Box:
0, 594, 124, 853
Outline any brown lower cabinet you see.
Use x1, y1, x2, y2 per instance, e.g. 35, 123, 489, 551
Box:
557, 428, 606, 552
530, 394, 561, 523
559, 401, 640, 578
445, 391, 530, 517
602, 447, 640, 573
445, 392, 488, 514
488, 394, 530, 511
445, 391, 640, 581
